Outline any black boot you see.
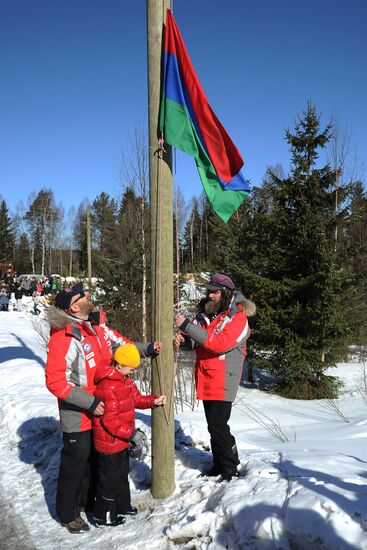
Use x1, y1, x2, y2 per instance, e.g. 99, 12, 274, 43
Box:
199, 464, 222, 477
94, 516, 126, 527
124, 507, 138, 516
218, 470, 241, 483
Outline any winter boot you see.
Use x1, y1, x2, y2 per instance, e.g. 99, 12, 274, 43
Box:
62, 517, 90, 534
125, 506, 138, 516
205, 464, 222, 476
217, 471, 241, 483
94, 515, 126, 528
118, 506, 138, 518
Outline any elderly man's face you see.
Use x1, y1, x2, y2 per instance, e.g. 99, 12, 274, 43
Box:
204, 289, 222, 315
208, 289, 222, 306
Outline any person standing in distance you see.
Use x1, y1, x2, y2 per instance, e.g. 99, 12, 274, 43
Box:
45, 282, 162, 533
175, 274, 255, 482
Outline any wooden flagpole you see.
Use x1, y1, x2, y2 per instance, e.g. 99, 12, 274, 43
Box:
146, 0, 175, 498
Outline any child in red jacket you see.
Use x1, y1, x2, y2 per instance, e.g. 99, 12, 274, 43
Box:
93, 343, 166, 527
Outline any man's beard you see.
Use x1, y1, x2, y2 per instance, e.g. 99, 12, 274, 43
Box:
204, 299, 221, 316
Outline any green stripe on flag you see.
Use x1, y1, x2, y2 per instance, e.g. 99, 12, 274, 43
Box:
195, 159, 249, 223
162, 98, 249, 223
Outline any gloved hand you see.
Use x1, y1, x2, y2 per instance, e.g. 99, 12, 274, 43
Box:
129, 428, 147, 459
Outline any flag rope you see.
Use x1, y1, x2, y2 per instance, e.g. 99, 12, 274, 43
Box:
172, 145, 180, 420
154, 134, 175, 425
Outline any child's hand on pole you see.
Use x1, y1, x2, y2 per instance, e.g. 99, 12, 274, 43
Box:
154, 395, 167, 406
153, 341, 163, 354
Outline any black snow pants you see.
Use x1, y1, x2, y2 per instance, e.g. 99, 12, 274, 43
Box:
56, 430, 97, 524
203, 400, 239, 476
93, 449, 131, 524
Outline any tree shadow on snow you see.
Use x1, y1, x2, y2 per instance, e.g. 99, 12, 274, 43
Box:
131, 414, 211, 484
133, 413, 211, 479
15, 413, 213, 519
17, 416, 62, 519
215, 502, 358, 549
174, 419, 212, 473
0, 334, 45, 367
271, 459, 367, 538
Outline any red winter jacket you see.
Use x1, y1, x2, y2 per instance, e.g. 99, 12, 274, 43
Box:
45, 305, 133, 433
93, 363, 157, 454
180, 292, 250, 402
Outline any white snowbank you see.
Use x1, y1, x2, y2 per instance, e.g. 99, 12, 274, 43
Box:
0, 312, 367, 549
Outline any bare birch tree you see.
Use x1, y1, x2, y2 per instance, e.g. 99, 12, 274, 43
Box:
24, 190, 60, 275
66, 206, 77, 276
118, 126, 149, 341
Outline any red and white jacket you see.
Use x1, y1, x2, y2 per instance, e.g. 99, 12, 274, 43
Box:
180, 292, 250, 402
45, 306, 154, 433
93, 363, 157, 454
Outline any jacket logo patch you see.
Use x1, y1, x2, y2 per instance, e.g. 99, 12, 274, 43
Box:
213, 316, 231, 334
86, 352, 95, 360
214, 321, 224, 334
88, 358, 96, 368
83, 343, 92, 352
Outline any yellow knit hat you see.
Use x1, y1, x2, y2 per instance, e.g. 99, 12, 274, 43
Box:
113, 344, 141, 368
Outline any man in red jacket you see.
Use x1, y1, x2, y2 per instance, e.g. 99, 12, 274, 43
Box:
175, 274, 255, 482
45, 283, 162, 533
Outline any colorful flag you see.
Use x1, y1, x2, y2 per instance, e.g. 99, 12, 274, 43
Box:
160, 9, 251, 223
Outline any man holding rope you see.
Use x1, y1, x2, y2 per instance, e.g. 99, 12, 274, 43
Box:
45, 282, 162, 533
174, 273, 255, 482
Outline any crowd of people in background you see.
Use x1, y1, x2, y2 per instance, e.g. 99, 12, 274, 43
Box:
0, 268, 59, 312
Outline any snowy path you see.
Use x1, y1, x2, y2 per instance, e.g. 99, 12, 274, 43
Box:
1, 312, 367, 548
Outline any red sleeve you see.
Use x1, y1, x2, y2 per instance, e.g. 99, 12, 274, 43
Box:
203, 311, 249, 354
45, 332, 74, 400
128, 379, 157, 410
103, 326, 134, 346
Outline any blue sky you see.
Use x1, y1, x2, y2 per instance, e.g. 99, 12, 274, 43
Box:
1, 0, 366, 214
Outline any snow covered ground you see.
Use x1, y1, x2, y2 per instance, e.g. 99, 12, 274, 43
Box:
1, 311, 367, 549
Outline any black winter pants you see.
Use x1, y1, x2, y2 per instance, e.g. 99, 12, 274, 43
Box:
93, 449, 131, 524
203, 400, 239, 475
56, 430, 97, 524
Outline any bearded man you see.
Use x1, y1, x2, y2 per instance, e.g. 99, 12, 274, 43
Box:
175, 273, 255, 482
46, 282, 162, 533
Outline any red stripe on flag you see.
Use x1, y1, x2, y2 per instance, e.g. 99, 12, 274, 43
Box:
164, 10, 244, 183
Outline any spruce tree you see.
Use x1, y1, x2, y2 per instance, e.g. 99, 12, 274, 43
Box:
0, 198, 15, 263
73, 201, 89, 274
94, 187, 150, 339
14, 233, 32, 274
338, 181, 367, 346
182, 199, 202, 272
90, 192, 118, 273
244, 103, 348, 398
206, 207, 240, 275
